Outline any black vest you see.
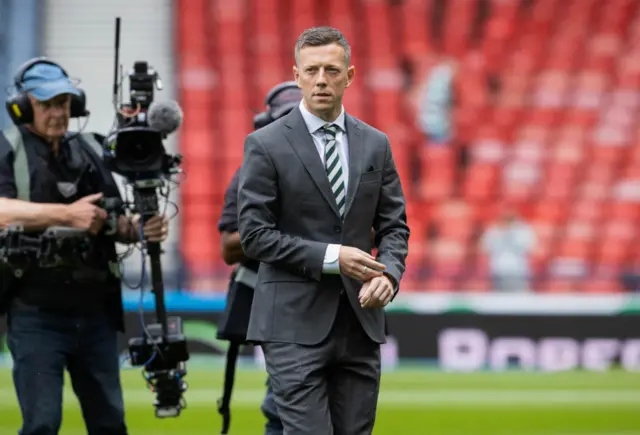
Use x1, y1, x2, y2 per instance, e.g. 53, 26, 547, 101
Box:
0, 126, 124, 331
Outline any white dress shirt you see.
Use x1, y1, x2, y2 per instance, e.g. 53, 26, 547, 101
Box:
298, 101, 348, 275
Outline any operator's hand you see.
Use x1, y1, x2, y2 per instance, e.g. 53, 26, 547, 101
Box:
131, 214, 169, 242
339, 246, 385, 281
66, 193, 108, 235
359, 274, 395, 309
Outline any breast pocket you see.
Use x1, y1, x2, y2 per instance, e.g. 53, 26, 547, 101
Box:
353, 170, 381, 215
360, 169, 382, 184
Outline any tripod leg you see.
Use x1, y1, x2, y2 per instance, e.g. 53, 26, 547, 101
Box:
218, 342, 240, 434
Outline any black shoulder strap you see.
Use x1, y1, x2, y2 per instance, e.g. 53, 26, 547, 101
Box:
72, 132, 113, 189
79, 132, 105, 161
1, 125, 30, 201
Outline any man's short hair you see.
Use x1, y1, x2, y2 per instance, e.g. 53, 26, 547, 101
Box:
295, 26, 351, 67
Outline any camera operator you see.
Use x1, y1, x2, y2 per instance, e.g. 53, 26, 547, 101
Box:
216, 81, 303, 435
0, 58, 169, 435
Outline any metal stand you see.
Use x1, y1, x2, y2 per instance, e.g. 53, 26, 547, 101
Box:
132, 181, 169, 339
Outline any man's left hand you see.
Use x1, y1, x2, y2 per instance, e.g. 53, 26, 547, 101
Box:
359, 275, 395, 308
132, 215, 169, 242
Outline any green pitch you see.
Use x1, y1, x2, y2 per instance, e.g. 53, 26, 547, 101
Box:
0, 366, 639, 434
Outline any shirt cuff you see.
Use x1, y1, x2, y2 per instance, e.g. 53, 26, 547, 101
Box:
322, 244, 341, 274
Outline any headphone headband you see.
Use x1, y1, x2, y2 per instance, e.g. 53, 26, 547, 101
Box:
264, 81, 299, 106
13, 57, 69, 90
253, 81, 301, 130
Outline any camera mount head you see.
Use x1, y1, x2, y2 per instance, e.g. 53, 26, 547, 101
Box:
128, 61, 163, 112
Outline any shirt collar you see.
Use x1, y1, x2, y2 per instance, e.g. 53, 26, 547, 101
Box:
299, 100, 346, 135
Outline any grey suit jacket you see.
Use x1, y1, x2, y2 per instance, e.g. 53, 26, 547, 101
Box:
237, 107, 409, 346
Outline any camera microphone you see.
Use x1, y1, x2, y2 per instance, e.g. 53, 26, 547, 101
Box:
147, 100, 183, 136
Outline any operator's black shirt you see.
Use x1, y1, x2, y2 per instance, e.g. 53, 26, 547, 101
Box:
218, 167, 259, 272
0, 126, 125, 329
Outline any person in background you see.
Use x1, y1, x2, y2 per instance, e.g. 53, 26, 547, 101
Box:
417, 55, 458, 146
481, 207, 535, 292
216, 81, 303, 435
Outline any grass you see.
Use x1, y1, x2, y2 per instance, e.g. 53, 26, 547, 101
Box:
0, 364, 639, 434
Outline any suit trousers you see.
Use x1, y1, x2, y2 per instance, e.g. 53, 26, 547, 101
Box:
262, 377, 284, 435
261, 291, 381, 435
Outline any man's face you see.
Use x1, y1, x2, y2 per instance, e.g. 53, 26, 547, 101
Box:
293, 43, 355, 120
29, 94, 71, 141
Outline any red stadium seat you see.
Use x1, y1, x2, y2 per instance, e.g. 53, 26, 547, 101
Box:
175, 0, 640, 292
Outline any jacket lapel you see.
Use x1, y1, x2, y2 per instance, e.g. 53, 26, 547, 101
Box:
343, 114, 364, 218
284, 108, 341, 217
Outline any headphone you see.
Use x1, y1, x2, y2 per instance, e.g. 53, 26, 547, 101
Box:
5, 57, 88, 125
253, 81, 301, 130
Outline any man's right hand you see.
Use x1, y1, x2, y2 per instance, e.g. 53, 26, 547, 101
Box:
66, 193, 108, 235
339, 246, 386, 281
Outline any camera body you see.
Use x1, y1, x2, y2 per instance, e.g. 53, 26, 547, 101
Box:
128, 61, 160, 112
104, 60, 181, 183
128, 316, 190, 418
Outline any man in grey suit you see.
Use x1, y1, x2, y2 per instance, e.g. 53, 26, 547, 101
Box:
237, 26, 410, 434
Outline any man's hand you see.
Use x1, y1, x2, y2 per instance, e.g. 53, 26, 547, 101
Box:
359, 275, 394, 308
339, 246, 386, 281
132, 214, 169, 242
66, 193, 108, 235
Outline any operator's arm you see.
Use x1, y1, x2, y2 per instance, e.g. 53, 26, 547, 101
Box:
219, 168, 247, 265
221, 231, 246, 265
237, 133, 327, 281
0, 199, 70, 230
372, 135, 410, 294
0, 135, 70, 230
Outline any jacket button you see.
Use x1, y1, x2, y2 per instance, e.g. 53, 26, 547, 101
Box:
333, 226, 342, 233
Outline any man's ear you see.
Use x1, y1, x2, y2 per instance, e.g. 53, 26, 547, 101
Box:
346, 65, 355, 88
293, 66, 301, 87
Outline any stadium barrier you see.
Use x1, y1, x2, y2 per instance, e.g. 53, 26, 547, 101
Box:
1, 292, 639, 372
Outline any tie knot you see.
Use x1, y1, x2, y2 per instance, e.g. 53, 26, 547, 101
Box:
322, 124, 338, 139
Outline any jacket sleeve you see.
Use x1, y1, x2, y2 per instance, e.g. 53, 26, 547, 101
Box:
373, 135, 410, 294
237, 133, 327, 281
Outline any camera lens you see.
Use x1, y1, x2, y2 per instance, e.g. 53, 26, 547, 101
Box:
114, 127, 164, 171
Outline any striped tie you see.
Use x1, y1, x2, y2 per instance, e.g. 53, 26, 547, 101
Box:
322, 124, 346, 218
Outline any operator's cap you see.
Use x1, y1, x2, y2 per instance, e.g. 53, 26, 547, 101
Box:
267, 81, 302, 119
22, 63, 81, 101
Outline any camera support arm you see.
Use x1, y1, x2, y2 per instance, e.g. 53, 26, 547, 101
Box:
132, 179, 169, 340
0, 224, 90, 273
127, 179, 189, 418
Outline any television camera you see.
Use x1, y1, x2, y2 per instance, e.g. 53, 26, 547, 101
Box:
104, 17, 189, 419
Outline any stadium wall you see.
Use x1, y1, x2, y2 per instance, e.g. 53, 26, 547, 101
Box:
2, 293, 639, 372
0, 0, 41, 129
